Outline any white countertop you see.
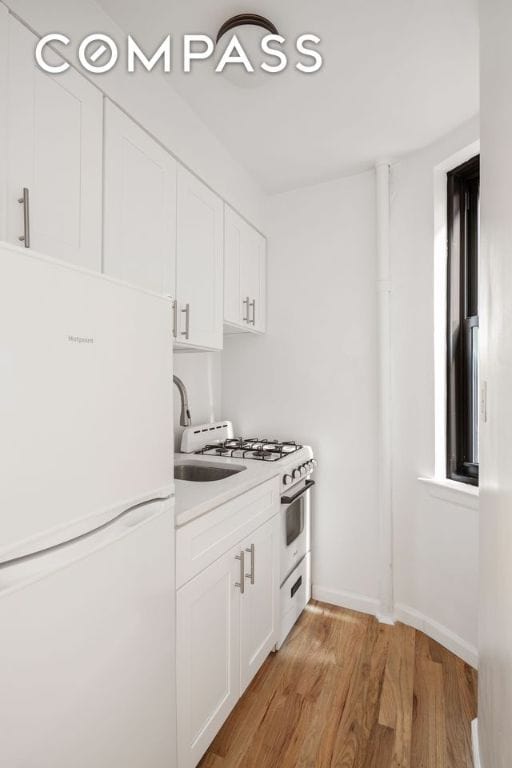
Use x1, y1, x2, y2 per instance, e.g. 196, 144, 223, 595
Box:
174, 453, 281, 527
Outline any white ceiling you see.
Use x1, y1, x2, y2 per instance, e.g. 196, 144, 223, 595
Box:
96, 0, 479, 193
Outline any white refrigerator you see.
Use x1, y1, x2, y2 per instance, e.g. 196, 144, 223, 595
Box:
0, 243, 176, 768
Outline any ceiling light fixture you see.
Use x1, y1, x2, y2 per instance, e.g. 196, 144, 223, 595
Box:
215, 13, 280, 88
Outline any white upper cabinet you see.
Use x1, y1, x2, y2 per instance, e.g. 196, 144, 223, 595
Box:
224, 205, 266, 334
6, 16, 102, 270
103, 101, 177, 296
175, 165, 223, 350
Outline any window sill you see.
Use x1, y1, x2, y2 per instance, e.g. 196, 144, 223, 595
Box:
418, 476, 479, 510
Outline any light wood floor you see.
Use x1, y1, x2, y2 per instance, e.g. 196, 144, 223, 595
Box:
199, 600, 477, 768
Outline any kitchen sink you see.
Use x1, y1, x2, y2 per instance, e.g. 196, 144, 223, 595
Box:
174, 462, 246, 482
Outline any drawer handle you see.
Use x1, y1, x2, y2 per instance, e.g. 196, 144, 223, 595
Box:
235, 550, 245, 594
242, 296, 250, 323
291, 575, 302, 598
181, 303, 190, 339
18, 187, 30, 248
245, 543, 255, 585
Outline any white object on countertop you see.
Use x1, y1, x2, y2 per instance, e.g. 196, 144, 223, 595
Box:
180, 420, 234, 453
0, 242, 176, 767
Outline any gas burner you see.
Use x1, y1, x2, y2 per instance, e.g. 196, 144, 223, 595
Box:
250, 449, 275, 460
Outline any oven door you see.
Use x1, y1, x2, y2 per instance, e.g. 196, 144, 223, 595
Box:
280, 479, 313, 585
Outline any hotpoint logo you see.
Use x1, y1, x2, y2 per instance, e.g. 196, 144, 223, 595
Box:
34, 32, 323, 76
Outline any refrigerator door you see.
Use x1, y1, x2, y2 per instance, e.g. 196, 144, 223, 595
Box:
0, 498, 176, 768
0, 243, 173, 562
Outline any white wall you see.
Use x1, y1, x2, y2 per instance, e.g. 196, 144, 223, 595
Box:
390, 117, 480, 666
478, 2, 512, 765
221, 171, 380, 612
0, 0, 265, 230
220, 143, 481, 662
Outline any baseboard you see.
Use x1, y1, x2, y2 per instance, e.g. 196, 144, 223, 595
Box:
394, 603, 479, 669
471, 719, 481, 768
312, 586, 380, 617
376, 611, 396, 626
311, 588, 478, 668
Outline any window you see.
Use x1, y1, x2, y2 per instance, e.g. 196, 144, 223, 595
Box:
447, 155, 479, 485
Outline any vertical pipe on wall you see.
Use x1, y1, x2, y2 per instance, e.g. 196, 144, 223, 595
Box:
375, 161, 394, 622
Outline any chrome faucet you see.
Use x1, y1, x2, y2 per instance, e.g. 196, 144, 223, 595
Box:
173, 375, 192, 427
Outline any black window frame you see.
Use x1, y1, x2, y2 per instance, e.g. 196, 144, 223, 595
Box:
446, 155, 480, 486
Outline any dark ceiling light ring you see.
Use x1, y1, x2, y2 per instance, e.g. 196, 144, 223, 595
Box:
216, 14, 279, 43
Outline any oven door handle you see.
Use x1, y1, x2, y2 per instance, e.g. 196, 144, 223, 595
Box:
281, 479, 315, 505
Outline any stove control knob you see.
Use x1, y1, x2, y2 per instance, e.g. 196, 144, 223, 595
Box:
300, 465, 307, 475
311, 459, 317, 469
305, 461, 312, 471
292, 468, 301, 479
283, 474, 293, 485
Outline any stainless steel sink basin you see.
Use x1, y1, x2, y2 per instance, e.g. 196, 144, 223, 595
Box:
174, 462, 246, 482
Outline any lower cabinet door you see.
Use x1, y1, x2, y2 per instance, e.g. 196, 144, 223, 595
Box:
240, 515, 280, 693
177, 546, 241, 768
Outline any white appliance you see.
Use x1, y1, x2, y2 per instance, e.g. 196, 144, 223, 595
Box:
0, 243, 176, 768
179, 421, 316, 648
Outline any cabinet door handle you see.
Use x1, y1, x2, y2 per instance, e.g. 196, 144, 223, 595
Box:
18, 187, 30, 248
172, 299, 178, 339
245, 543, 255, 585
242, 296, 250, 323
250, 299, 256, 326
235, 550, 245, 594
180, 303, 190, 339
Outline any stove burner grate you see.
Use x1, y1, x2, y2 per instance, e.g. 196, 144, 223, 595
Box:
195, 437, 303, 461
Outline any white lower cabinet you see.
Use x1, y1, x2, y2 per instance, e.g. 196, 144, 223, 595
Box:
176, 491, 280, 768
240, 518, 280, 693
176, 546, 241, 768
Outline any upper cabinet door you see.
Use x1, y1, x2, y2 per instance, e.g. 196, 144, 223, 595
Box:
103, 102, 177, 296
7, 16, 102, 270
176, 165, 223, 350
241, 224, 266, 333
224, 206, 244, 327
224, 205, 266, 333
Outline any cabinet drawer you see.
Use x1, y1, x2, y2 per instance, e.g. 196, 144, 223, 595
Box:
176, 478, 280, 589
278, 553, 311, 650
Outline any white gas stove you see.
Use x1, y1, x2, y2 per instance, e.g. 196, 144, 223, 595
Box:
180, 421, 315, 647
180, 421, 316, 492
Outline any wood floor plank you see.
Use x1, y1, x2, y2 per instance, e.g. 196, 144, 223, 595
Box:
199, 601, 476, 768
422, 638, 475, 768
307, 607, 370, 768
364, 723, 396, 768
353, 623, 393, 768
411, 656, 447, 768
378, 622, 416, 767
